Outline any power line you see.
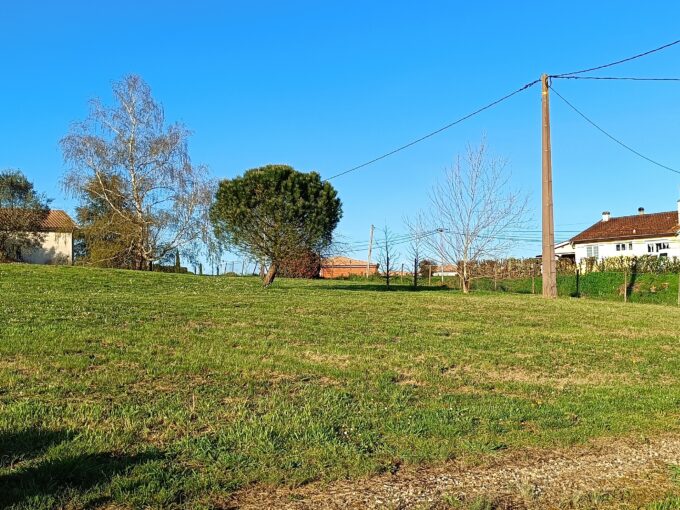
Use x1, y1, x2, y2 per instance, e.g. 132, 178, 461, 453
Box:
344, 228, 549, 254
549, 84, 680, 176
325, 40, 680, 182
553, 75, 680, 82
345, 227, 580, 248
553, 39, 680, 77
324, 79, 540, 181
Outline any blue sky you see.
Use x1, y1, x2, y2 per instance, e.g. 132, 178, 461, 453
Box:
1, 1, 679, 262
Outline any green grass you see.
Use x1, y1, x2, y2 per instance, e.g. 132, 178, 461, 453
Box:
471, 271, 680, 305
2, 264, 680, 508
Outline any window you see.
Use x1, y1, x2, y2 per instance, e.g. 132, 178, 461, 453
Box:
616, 243, 628, 251
586, 245, 599, 258
629, 243, 633, 250
648, 241, 671, 253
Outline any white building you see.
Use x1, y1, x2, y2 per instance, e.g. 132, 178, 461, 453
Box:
567, 203, 680, 266
20, 210, 76, 265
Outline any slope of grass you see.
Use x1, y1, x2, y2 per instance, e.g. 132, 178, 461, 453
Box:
1, 264, 680, 508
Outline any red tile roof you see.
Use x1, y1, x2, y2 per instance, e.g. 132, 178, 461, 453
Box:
40, 210, 76, 232
571, 210, 679, 244
321, 256, 377, 268
0, 209, 75, 232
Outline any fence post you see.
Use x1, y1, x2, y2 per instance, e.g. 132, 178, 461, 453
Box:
493, 263, 498, 291
623, 270, 627, 303
531, 261, 536, 295
428, 264, 432, 286
400, 263, 404, 284
677, 272, 680, 306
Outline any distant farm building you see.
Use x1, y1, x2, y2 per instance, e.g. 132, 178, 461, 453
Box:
20, 210, 76, 265
431, 264, 458, 277
320, 256, 378, 278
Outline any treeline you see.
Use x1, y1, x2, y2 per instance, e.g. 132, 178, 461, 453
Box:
4, 74, 342, 285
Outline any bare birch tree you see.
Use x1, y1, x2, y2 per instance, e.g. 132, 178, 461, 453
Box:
61, 75, 213, 270
423, 140, 529, 293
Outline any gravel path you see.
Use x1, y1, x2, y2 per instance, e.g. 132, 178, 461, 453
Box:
231, 435, 680, 509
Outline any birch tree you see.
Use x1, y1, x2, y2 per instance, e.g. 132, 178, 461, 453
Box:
61, 75, 212, 270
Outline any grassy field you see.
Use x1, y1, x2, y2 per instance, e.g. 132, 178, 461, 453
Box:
2, 264, 680, 508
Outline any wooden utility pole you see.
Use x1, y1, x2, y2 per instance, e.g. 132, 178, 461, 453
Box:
541, 74, 557, 298
366, 224, 374, 278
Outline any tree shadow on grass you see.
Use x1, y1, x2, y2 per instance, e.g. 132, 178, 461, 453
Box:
0, 428, 75, 469
0, 428, 163, 509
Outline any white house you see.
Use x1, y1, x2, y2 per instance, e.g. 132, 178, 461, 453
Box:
431, 264, 458, 277
20, 210, 76, 265
567, 203, 680, 265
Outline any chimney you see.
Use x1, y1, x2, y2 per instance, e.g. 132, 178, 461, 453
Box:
638, 207, 645, 215
602, 211, 610, 222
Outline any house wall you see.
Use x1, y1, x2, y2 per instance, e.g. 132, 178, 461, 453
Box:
21, 232, 73, 265
574, 235, 680, 265
320, 265, 378, 278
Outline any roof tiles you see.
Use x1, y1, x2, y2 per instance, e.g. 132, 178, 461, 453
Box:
571, 210, 679, 244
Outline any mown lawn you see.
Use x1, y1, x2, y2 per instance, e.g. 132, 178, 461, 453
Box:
1, 264, 680, 509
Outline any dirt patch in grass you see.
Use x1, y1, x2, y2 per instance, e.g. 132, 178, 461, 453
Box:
446, 365, 637, 388
230, 434, 680, 509
301, 351, 354, 368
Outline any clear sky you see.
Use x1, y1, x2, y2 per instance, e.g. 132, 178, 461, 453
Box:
1, 1, 679, 263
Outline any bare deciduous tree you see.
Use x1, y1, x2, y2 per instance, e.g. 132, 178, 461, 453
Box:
422, 139, 529, 293
377, 225, 399, 289
404, 212, 430, 288
61, 75, 213, 270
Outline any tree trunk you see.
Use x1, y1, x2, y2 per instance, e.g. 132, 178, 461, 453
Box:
413, 257, 418, 288
263, 263, 278, 287
462, 261, 470, 294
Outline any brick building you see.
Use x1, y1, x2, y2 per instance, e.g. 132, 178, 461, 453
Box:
320, 256, 378, 278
